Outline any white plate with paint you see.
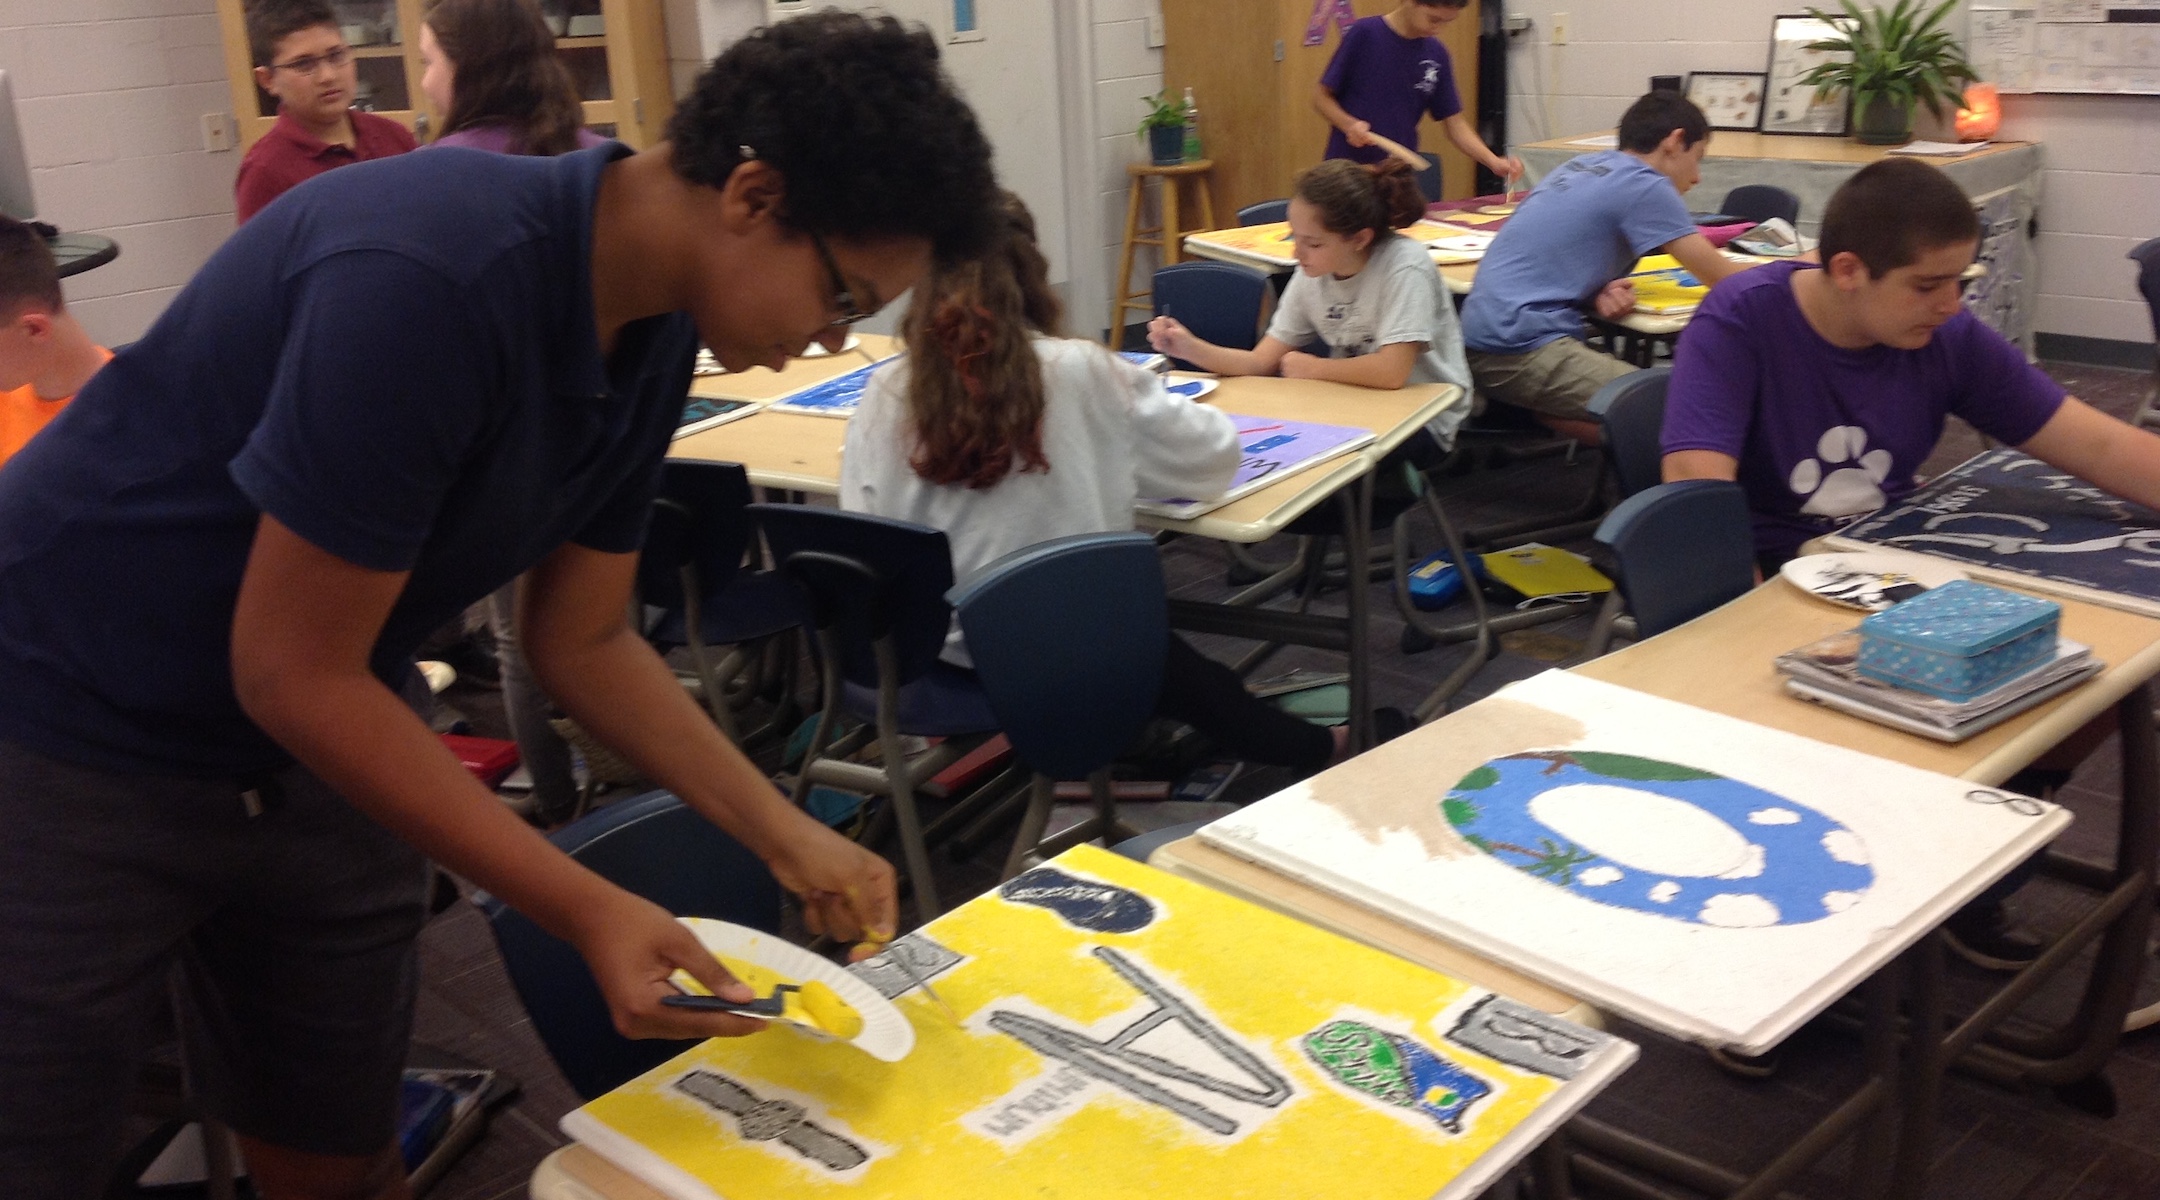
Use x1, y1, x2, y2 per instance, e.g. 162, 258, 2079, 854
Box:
798, 334, 864, 358
1780, 551, 1965, 612
673, 917, 914, 1062
1162, 373, 1219, 401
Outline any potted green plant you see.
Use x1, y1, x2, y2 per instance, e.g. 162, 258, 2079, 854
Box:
1138, 91, 1185, 165
1797, 0, 1979, 145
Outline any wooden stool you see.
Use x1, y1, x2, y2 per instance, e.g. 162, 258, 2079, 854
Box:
1107, 159, 1216, 345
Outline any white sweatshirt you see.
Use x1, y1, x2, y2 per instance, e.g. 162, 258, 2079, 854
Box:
840, 335, 1240, 664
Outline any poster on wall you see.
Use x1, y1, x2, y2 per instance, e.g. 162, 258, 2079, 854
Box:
1968, 2, 2160, 96
1762, 14, 1853, 135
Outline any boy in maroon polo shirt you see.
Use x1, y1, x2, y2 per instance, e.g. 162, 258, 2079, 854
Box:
235, 0, 416, 223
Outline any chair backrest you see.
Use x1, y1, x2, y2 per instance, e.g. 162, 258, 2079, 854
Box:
1237, 199, 1288, 226
949, 532, 1167, 780
1594, 479, 1755, 640
1414, 161, 1441, 205
636, 459, 754, 618
1152, 261, 1271, 369
1720, 184, 1801, 228
475, 790, 783, 1099
2130, 237, 2160, 346
1587, 368, 1672, 499
751, 504, 955, 687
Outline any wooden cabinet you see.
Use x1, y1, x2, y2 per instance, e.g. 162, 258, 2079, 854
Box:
214, 0, 674, 151
1163, 0, 1480, 220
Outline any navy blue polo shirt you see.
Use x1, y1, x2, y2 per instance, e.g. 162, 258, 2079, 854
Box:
0, 143, 695, 774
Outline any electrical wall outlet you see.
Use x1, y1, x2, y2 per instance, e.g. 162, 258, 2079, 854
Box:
1144, 13, 1165, 48
1503, 14, 1532, 35
1551, 12, 1569, 43
200, 112, 234, 153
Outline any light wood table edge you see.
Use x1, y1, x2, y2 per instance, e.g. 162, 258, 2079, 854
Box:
534, 1142, 667, 1200
1574, 578, 2160, 788
1149, 836, 1597, 1025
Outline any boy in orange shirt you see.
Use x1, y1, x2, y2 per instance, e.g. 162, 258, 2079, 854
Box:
0, 217, 107, 468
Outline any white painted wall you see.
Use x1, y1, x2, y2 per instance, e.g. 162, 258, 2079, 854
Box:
1, 0, 239, 346
1500, 0, 2159, 346
1086, 0, 1161, 340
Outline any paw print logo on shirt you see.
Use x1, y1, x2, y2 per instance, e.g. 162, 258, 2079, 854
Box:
1788, 425, 1892, 518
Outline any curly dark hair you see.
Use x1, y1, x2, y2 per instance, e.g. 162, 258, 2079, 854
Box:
424, 0, 587, 155
667, 11, 999, 264
244, 0, 338, 67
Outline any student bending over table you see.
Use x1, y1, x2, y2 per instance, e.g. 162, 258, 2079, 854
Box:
1663, 156, 2160, 971
842, 193, 1347, 774
1458, 90, 1754, 445
1145, 157, 1472, 451
0, 14, 996, 1198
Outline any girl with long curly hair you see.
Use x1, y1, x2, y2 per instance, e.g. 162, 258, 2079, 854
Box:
842, 193, 1345, 773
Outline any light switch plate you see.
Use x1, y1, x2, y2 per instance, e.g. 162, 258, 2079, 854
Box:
1145, 13, 1165, 47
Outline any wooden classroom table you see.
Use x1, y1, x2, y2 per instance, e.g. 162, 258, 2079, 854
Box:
1157, 574, 2160, 1198
675, 339, 1459, 750
1180, 227, 1697, 338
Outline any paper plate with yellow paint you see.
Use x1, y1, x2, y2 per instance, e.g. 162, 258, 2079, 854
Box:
675, 918, 913, 1062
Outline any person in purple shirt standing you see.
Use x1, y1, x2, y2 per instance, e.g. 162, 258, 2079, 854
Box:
419, 0, 608, 157
419, 0, 607, 826
1313, 0, 1520, 187
1663, 157, 2160, 572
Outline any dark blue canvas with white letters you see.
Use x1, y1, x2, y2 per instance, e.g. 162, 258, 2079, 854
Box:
1833, 448, 2160, 611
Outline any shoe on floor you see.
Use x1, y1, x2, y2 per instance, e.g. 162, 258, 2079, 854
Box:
1708, 1044, 1781, 1079
417, 660, 456, 695
1372, 706, 1415, 745
1943, 899, 2045, 971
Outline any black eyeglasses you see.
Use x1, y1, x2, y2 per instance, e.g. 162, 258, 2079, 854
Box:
808, 231, 871, 327
269, 45, 353, 76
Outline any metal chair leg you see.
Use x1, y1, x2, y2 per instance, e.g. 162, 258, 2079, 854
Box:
873, 638, 940, 923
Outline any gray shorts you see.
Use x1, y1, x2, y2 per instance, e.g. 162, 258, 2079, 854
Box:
0, 739, 431, 1196
1467, 338, 1638, 422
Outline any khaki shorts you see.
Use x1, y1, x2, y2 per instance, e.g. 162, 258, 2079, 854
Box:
1467, 338, 1637, 422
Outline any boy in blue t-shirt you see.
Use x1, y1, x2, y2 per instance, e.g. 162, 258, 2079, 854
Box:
1314, 0, 1520, 186
1459, 91, 1754, 443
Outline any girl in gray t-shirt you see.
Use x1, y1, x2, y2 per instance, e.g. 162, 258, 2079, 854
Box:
1148, 158, 1471, 446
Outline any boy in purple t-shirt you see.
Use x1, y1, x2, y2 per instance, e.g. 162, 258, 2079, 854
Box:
1314, 0, 1519, 187
1665, 156, 2160, 973
1664, 157, 2160, 569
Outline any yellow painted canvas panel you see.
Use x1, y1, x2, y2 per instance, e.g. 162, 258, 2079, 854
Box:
563, 845, 1634, 1200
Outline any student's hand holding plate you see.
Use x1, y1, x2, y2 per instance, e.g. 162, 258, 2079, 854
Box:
571, 889, 768, 1041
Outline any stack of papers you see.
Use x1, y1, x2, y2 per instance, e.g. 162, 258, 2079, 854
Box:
1887, 140, 1990, 157
1776, 628, 2100, 742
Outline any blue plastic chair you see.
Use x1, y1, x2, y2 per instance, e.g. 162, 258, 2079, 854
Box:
1151, 260, 1271, 371
475, 790, 783, 1099
752, 505, 999, 921
1586, 368, 1673, 500
638, 460, 810, 743
1414, 160, 1442, 205
1721, 184, 1801, 227
1237, 199, 1288, 226
950, 532, 1165, 878
1593, 480, 1756, 641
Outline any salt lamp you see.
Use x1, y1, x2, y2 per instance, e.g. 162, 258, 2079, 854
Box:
1955, 83, 2001, 141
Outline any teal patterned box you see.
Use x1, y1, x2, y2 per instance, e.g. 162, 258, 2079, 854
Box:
1856, 579, 2060, 703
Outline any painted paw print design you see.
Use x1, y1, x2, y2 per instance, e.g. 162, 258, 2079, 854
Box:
1790, 425, 1893, 518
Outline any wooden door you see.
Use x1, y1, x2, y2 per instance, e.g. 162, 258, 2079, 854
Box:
1165, 0, 1482, 221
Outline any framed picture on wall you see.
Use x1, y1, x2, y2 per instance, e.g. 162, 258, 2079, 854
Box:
1686, 71, 1767, 131
1763, 14, 1853, 136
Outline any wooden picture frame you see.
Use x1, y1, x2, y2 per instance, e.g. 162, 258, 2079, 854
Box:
1762, 14, 1853, 136
1686, 71, 1767, 132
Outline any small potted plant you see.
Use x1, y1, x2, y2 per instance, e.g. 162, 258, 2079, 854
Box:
1797, 0, 1978, 145
1138, 91, 1185, 166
